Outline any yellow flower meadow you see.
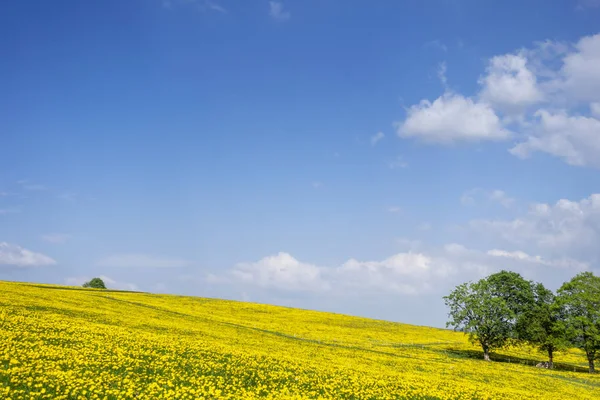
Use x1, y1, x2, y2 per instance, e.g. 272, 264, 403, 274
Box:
0, 281, 598, 399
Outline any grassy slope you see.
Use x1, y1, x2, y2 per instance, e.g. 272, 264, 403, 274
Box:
1, 280, 599, 400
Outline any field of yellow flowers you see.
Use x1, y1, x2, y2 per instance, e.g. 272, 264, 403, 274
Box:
1, 281, 599, 399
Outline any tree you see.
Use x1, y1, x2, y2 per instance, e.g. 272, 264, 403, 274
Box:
82, 277, 107, 289
555, 272, 600, 373
444, 278, 515, 361
517, 283, 567, 369
486, 270, 535, 319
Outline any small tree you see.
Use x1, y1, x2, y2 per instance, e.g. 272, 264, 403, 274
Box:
82, 277, 107, 289
517, 283, 567, 369
444, 279, 515, 361
556, 272, 600, 373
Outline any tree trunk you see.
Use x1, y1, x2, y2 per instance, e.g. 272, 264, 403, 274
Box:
482, 344, 490, 361
548, 348, 554, 370
588, 353, 596, 374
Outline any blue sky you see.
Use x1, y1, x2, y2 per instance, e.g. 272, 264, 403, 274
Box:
2, 0, 600, 327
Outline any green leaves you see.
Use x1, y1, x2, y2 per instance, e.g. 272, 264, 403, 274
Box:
446, 270, 600, 373
82, 278, 107, 290
556, 272, 600, 373
444, 276, 519, 359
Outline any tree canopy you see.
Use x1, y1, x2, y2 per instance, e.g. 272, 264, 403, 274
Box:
555, 272, 600, 373
446, 270, 600, 373
82, 277, 107, 290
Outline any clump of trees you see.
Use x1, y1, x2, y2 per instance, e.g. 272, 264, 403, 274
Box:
444, 271, 600, 373
82, 277, 107, 289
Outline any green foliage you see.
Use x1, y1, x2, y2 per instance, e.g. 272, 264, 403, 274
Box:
486, 270, 535, 318
444, 278, 516, 360
555, 272, 600, 373
82, 277, 107, 290
517, 282, 567, 367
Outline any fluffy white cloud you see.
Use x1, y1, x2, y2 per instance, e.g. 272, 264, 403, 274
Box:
560, 33, 600, 103
96, 254, 191, 268
0, 242, 56, 267
217, 243, 585, 297
269, 2, 290, 21
397, 93, 510, 143
479, 53, 543, 111
231, 252, 328, 292
398, 32, 600, 168
510, 110, 600, 167
470, 193, 600, 260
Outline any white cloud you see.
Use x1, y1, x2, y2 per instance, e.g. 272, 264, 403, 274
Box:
371, 132, 385, 146
387, 156, 408, 169
591, 102, 600, 117
559, 33, 600, 103
510, 109, 600, 167
424, 40, 448, 53
461, 188, 515, 208
387, 206, 402, 213
489, 190, 515, 208
230, 252, 328, 292
479, 53, 544, 112
96, 254, 191, 268
0, 242, 56, 267
65, 275, 139, 291
398, 32, 600, 168
42, 233, 71, 244
470, 193, 600, 260
437, 62, 448, 88
487, 249, 587, 270
397, 93, 511, 143
269, 2, 290, 21
205, 1, 227, 13
417, 222, 432, 231
18, 181, 46, 191
216, 244, 586, 298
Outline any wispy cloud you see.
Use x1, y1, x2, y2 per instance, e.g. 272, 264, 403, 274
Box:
42, 233, 71, 244
312, 181, 324, 189
387, 156, 408, 169
0, 242, 56, 267
269, 1, 290, 21
461, 188, 515, 208
18, 180, 46, 191
205, 1, 227, 13
161, 0, 227, 13
424, 39, 448, 53
96, 254, 191, 268
387, 206, 402, 214
370, 132, 385, 146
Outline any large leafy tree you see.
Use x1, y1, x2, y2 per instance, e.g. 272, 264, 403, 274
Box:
82, 277, 107, 289
445, 271, 534, 361
444, 279, 514, 361
556, 272, 600, 373
517, 283, 567, 369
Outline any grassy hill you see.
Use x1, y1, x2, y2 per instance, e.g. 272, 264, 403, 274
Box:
1, 281, 599, 399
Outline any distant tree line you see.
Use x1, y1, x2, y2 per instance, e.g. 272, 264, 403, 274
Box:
444, 271, 600, 373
